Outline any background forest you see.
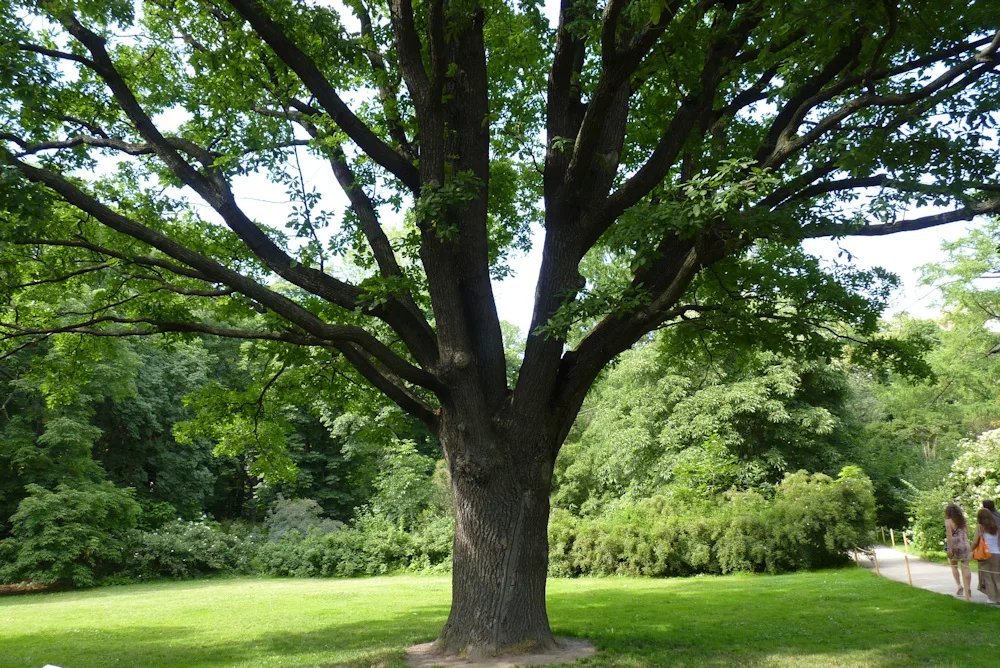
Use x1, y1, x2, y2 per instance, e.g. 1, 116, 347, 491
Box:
2, 221, 999, 587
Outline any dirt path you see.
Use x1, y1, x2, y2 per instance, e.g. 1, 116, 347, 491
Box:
858, 546, 998, 605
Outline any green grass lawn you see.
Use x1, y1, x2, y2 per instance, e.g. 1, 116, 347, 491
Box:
1, 568, 998, 667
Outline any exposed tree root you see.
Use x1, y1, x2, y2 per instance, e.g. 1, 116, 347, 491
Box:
405, 636, 595, 667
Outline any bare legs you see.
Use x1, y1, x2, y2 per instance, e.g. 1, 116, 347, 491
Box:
950, 559, 972, 600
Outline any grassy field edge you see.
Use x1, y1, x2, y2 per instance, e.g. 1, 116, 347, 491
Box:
2, 567, 998, 667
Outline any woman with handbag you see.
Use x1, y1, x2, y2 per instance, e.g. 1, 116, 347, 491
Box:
945, 503, 972, 601
976, 500, 1000, 596
971, 508, 1000, 604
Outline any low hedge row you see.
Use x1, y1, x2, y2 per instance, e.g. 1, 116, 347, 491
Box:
254, 514, 454, 577
1, 467, 874, 586
550, 467, 876, 576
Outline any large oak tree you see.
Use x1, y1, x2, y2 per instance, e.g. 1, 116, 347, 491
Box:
1, 0, 998, 657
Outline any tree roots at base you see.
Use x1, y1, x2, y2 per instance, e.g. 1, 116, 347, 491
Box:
405, 636, 596, 667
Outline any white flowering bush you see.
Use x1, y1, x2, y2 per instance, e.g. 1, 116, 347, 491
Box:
124, 520, 260, 579
949, 428, 1000, 504
909, 429, 1000, 556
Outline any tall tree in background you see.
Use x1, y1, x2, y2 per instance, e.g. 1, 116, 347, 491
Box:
1, 0, 998, 657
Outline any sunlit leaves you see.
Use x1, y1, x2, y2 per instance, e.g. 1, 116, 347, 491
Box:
655, 241, 901, 363
554, 342, 855, 512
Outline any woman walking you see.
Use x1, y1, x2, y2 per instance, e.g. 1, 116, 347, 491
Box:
945, 503, 972, 601
972, 508, 1000, 604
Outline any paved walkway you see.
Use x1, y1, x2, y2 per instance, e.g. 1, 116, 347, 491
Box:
857, 546, 997, 605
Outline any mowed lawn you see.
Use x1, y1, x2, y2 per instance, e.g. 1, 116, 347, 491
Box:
1, 568, 999, 667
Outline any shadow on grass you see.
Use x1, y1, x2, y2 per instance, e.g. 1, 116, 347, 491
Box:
546, 568, 1000, 667
0, 575, 258, 605
0, 599, 450, 668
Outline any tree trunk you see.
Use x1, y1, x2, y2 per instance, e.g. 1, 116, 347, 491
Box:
433, 426, 557, 658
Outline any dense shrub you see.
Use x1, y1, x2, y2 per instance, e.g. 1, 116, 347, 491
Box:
761, 466, 875, 571
123, 520, 260, 579
264, 496, 343, 541
550, 467, 876, 576
135, 498, 179, 531
550, 502, 715, 577
347, 515, 417, 574
0, 482, 140, 587
257, 524, 399, 577
408, 514, 454, 572
253, 532, 323, 577
0, 467, 875, 586
254, 465, 874, 580
711, 491, 772, 573
909, 485, 951, 557
256, 513, 453, 577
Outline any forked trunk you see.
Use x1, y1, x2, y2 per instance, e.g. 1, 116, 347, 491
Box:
433, 429, 557, 658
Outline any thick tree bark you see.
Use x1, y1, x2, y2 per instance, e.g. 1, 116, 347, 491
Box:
433, 420, 557, 657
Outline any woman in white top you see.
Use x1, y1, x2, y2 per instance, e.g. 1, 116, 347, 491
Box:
972, 507, 1000, 604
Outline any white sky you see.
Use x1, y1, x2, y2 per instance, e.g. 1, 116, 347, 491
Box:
802, 222, 978, 318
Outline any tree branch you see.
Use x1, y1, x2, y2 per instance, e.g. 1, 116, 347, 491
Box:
336, 342, 438, 425
0, 336, 51, 363
16, 42, 94, 67
561, 0, 689, 198
9, 237, 214, 282
252, 360, 289, 442
754, 34, 864, 166
348, 0, 416, 159
6, 262, 112, 290
1, 132, 231, 162
274, 101, 439, 367
30, 14, 439, 371
388, 0, 433, 117
50, 11, 441, 371
3, 133, 310, 160
280, 103, 408, 283
0, 315, 434, 425
804, 197, 1000, 238
3, 151, 441, 393
545, 0, 589, 192
225, 0, 420, 192
546, 234, 725, 446
769, 175, 998, 210
600, 0, 629, 62
761, 31, 1000, 168
781, 36, 995, 125
588, 4, 761, 246
426, 0, 447, 110
0, 316, 330, 346
124, 275, 235, 298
